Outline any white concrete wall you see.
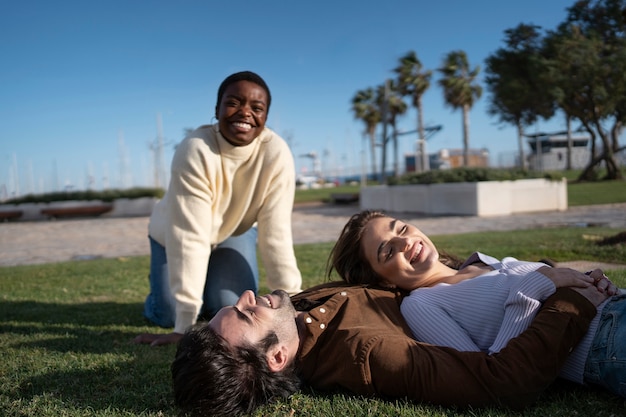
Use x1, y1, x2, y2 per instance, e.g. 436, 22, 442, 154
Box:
430, 183, 479, 215
505, 178, 567, 215
105, 197, 159, 217
360, 178, 567, 217
0, 197, 159, 221
0, 202, 45, 221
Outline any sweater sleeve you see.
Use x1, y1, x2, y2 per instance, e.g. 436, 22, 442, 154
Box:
366, 288, 596, 409
166, 138, 215, 334
256, 137, 302, 294
489, 271, 556, 353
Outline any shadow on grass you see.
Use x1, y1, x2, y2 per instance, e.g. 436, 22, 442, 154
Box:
0, 300, 145, 326
15, 349, 176, 414
0, 300, 159, 353
1, 300, 179, 414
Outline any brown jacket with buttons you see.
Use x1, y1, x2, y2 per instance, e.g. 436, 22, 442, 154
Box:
291, 282, 596, 410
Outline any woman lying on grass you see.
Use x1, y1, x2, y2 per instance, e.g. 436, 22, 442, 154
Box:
328, 210, 625, 399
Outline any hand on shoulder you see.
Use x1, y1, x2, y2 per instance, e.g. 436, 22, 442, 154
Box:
538, 266, 594, 289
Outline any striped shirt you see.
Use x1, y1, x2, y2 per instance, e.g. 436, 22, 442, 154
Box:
400, 252, 603, 383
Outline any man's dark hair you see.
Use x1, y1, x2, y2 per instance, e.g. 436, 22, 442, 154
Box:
172, 323, 300, 416
215, 70, 272, 118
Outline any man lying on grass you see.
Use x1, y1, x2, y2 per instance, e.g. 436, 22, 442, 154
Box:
171, 271, 609, 417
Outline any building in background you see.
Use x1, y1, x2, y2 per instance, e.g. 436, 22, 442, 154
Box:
405, 148, 490, 172
525, 133, 590, 171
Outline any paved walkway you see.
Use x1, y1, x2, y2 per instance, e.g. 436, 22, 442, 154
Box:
1, 202, 625, 271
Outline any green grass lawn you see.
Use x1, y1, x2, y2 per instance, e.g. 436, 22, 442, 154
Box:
1, 227, 625, 416
567, 179, 626, 206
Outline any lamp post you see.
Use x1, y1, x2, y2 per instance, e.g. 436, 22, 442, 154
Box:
416, 138, 429, 172
400, 125, 442, 173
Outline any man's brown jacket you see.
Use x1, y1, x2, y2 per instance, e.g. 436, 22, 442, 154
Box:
292, 282, 595, 409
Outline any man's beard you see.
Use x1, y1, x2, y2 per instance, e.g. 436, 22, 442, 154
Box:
270, 290, 298, 344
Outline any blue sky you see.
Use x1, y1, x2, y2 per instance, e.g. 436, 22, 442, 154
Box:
1, 0, 599, 196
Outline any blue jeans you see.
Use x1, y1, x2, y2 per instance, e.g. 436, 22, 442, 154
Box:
584, 293, 626, 398
143, 227, 259, 328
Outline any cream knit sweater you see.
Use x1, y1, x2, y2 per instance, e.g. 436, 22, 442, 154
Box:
149, 124, 302, 333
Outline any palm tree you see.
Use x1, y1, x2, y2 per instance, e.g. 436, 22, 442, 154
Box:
351, 88, 381, 179
377, 80, 407, 179
394, 51, 432, 172
438, 50, 483, 167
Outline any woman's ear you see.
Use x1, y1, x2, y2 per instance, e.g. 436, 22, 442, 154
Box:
266, 345, 289, 372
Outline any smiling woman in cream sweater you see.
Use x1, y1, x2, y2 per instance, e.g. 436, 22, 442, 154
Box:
134, 71, 302, 346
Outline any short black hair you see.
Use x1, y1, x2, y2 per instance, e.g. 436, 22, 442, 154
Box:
215, 71, 272, 118
171, 323, 300, 416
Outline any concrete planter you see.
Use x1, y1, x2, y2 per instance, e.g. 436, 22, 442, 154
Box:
1, 203, 44, 221
105, 197, 159, 218
360, 178, 567, 217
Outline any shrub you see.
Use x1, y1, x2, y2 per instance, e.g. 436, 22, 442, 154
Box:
3, 187, 165, 205
387, 167, 562, 185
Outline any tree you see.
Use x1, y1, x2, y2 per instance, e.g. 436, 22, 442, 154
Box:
394, 51, 433, 172
543, 0, 626, 180
351, 88, 381, 178
376, 79, 407, 179
438, 50, 483, 167
484, 24, 556, 170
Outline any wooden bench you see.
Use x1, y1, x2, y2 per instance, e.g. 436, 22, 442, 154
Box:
330, 193, 360, 204
0, 210, 23, 222
40, 204, 113, 219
